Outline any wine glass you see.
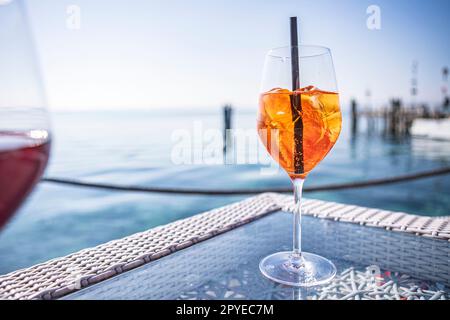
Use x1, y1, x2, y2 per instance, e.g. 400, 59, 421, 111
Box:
257, 45, 341, 286
0, 0, 51, 229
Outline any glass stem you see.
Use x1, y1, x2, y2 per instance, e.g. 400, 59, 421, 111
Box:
292, 178, 305, 258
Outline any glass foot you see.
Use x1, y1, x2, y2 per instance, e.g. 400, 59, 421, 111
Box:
259, 251, 336, 287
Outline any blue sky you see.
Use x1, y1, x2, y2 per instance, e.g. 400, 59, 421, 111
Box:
22, 0, 450, 111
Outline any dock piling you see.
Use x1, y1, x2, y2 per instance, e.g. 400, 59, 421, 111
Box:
223, 104, 233, 161
351, 99, 358, 136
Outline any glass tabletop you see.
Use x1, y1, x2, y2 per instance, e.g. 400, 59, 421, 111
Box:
64, 211, 449, 300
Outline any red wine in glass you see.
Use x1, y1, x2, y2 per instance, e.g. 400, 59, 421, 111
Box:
0, 2, 52, 229
0, 131, 50, 229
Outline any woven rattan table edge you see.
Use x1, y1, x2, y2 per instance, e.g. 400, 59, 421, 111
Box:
0, 192, 448, 300
0, 193, 280, 300
274, 194, 450, 241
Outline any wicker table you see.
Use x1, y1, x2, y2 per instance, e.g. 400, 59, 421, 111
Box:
1, 193, 449, 300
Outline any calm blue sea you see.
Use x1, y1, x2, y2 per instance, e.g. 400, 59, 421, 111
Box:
0, 109, 449, 274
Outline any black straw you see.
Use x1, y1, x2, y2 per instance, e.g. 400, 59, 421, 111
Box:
289, 16, 304, 175
290, 17, 300, 90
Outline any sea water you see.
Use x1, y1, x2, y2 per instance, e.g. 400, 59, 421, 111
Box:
0, 109, 449, 274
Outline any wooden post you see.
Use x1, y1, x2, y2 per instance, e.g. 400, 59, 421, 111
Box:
405, 109, 414, 135
223, 104, 233, 161
383, 107, 389, 135
389, 99, 402, 136
442, 67, 449, 112
351, 99, 358, 136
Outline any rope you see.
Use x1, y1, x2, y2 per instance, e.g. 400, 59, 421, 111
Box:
40, 166, 450, 196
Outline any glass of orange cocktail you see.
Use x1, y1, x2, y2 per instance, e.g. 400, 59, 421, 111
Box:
257, 45, 341, 286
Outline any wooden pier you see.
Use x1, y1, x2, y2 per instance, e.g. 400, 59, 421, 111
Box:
351, 98, 449, 137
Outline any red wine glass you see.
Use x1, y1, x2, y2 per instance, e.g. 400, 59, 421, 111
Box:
0, 0, 51, 229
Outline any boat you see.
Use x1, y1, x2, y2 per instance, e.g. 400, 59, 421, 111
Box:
411, 117, 450, 141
